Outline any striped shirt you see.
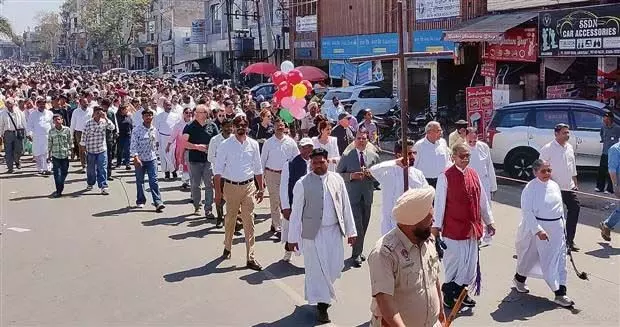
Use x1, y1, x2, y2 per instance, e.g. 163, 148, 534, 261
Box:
80, 118, 115, 154
48, 125, 73, 159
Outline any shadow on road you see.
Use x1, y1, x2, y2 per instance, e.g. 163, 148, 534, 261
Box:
251, 305, 317, 327
584, 242, 620, 259
163, 257, 246, 282
141, 213, 198, 226
169, 225, 224, 240
0, 172, 39, 180
490, 289, 563, 322
240, 260, 304, 285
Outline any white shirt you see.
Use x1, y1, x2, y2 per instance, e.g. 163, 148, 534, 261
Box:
0, 109, 26, 135
432, 166, 494, 230
154, 110, 181, 137
261, 135, 300, 170
467, 141, 498, 194
538, 140, 577, 190
26, 109, 53, 137
213, 135, 263, 182
70, 106, 93, 133
300, 112, 316, 131
413, 137, 452, 179
520, 178, 564, 235
208, 133, 229, 164
133, 108, 145, 127
280, 157, 311, 210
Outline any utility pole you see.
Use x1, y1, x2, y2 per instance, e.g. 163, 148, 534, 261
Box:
262, 0, 275, 64
254, 0, 264, 60
350, 0, 411, 191
225, 0, 235, 83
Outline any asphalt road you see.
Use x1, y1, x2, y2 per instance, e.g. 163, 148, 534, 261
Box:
1, 157, 618, 327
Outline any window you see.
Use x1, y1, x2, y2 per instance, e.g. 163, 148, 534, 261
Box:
359, 88, 391, 99
324, 91, 352, 101
573, 110, 603, 130
210, 4, 222, 34
494, 111, 529, 128
535, 110, 569, 129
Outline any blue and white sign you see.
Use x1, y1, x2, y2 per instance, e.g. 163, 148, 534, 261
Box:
357, 61, 373, 85
415, 0, 460, 21
344, 62, 358, 84
413, 29, 455, 53
321, 33, 398, 60
329, 60, 345, 79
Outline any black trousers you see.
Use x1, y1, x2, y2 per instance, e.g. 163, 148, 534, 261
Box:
561, 190, 580, 246
596, 154, 614, 193
426, 178, 438, 188
106, 141, 116, 178
351, 199, 372, 257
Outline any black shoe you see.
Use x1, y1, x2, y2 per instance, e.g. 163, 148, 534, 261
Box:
352, 256, 363, 268
15, 163, 21, 169
125, 165, 131, 171
235, 222, 243, 232
155, 204, 165, 213
317, 303, 331, 324
360, 254, 367, 262
222, 249, 231, 259
52, 191, 62, 198
568, 243, 580, 252
205, 211, 215, 220
443, 297, 456, 309
181, 182, 189, 189
274, 231, 282, 242
270, 225, 276, 233
172, 171, 178, 179
215, 218, 223, 228
7, 169, 14, 174
164, 172, 170, 180
462, 294, 476, 307
107, 176, 114, 181
246, 259, 263, 271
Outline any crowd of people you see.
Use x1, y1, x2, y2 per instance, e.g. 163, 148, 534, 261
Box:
0, 62, 617, 326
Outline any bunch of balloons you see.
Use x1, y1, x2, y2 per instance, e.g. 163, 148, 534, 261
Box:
272, 60, 313, 123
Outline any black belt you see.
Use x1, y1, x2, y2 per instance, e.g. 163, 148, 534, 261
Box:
223, 178, 253, 185
535, 216, 562, 221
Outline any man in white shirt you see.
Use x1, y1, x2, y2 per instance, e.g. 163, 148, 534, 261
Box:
538, 123, 580, 252
300, 102, 320, 137
214, 115, 264, 271
369, 139, 428, 236
208, 118, 233, 227
27, 97, 54, 175
70, 97, 93, 172
261, 117, 300, 240
0, 99, 26, 173
413, 121, 452, 187
154, 99, 182, 179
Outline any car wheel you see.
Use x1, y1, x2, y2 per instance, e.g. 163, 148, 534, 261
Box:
506, 151, 537, 180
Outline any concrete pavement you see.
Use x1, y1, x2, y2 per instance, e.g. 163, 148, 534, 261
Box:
1, 158, 619, 326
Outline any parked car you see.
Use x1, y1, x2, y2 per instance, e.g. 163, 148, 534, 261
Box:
250, 83, 276, 101
321, 86, 396, 117
485, 99, 618, 179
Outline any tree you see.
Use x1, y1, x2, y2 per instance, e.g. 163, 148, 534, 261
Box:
79, 0, 149, 53
34, 11, 62, 58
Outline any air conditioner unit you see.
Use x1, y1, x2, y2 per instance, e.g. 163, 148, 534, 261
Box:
184, 37, 191, 44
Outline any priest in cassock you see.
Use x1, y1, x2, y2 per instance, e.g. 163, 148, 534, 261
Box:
369, 139, 428, 235
287, 148, 357, 324
153, 99, 181, 179
432, 143, 496, 309
514, 159, 574, 307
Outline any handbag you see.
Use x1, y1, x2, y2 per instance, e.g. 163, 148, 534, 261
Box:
7, 112, 25, 139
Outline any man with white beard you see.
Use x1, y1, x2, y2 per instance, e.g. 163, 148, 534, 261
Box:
154, 98, 181, 180
27, 97, 53, 175
465, 127, 497, 245
514, 159, 574, 307
287, 148, 357, 324
369, 139, 428, 235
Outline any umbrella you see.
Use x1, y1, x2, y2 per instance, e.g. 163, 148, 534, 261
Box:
241, 62, 278, 76
295, 66, 328, 82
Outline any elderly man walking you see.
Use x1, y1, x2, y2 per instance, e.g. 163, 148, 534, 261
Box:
154, 99, 182, 180
27, 97, 54, 175
0, 98, 26, 173
414, 121, 452, 187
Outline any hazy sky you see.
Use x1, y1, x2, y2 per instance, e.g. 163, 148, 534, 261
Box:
2, 0, 64, 34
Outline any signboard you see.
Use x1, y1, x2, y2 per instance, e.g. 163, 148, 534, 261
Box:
483, 28, 538, 62
466, 86, 493, 137
546, 84, 579, 99
190, 19, 206, 44
488, 0, 588, 12
357, 61, 373, 85
413, 29, 455, 53
373, 61, 384, 82
481, 60, 496, 78
344, 62, 358, 84
329, 60, 345, 79
296, 15, 317, 32
415, 0, 460, 21
321, 33, 398, 60
539, 4, 620, 57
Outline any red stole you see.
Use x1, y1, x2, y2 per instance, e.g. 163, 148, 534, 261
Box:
442, 165, 484, 240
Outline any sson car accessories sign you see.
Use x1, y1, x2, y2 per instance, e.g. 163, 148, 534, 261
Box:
539, 4, 620, 57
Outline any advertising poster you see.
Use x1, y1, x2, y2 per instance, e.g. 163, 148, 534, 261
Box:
190, 19, 207, 44
415, 0, 460, 21
481, 60, 496, 77
483, 28, 538, 62
372, 60, 384, 82
357, 61, 373, 85
344, 62, 358, 84
466, 86, 493, 137
329, 61, 345, 79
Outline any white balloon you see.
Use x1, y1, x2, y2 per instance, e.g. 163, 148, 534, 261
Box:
280, 60, 295, 73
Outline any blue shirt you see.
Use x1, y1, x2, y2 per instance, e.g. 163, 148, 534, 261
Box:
608, 142, 620, 181
130, 123, 158, 162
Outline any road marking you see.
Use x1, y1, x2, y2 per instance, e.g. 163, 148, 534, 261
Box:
7, 227, 30, 232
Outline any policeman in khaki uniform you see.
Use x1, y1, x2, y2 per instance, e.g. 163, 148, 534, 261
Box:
368, 187, 445, 327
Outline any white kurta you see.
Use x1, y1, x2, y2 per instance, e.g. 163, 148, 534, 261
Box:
432, 166, 494, 287
154, 110, 181, 172
467, 141, 497, 196
288, 172, 357, 305
279, 158, 311, 243
312, 136, 340, 171
369, 159, 429, 235
516, 178, 567, 292
27, 109, 53, 156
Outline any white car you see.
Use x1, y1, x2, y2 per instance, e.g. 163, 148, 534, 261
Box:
321, 86, 396, 117
485, 99, 616, 179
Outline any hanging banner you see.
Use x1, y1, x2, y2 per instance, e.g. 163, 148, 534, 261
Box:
481, 60, 497, 78
483, 28, 538, 62
357, 61, 373, 85
190, 19, 207, 44
372, 60, 384, 82
329, 60, 345, 79
539, 4, 620, 57
415, 0, 460, 21
344, 62, 358, 84
466, 86, 493, 137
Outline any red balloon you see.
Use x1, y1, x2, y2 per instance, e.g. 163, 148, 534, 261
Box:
278, 81, 293, 97
287, 69, 303, 85
274, 90, 284, 102
272, 71, 287, 85
302, 80, 313, 94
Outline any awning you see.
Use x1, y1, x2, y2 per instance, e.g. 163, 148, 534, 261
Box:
443, 12, 537, 42
130, 47, 143, 58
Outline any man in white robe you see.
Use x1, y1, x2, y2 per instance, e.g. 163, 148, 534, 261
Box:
369, 139, 428, 235
153, 99, 181, 179
466, 127, 497, 245
27, 97, 53, 174
287, 148, 357, 324
514, 159, 574, 307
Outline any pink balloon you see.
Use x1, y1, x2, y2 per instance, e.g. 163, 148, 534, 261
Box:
293, 98, 307, 111
281, 97, 295, 109
291, 106, 306, 119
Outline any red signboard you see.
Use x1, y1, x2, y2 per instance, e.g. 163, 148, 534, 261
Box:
481, 60, 496, 77
482, 28, 538, 62
466, 86, 494, 138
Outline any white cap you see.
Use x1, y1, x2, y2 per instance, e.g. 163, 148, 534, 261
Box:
299, 137, 313, 147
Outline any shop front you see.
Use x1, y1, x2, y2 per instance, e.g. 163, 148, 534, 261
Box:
539, 4, 620, 110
